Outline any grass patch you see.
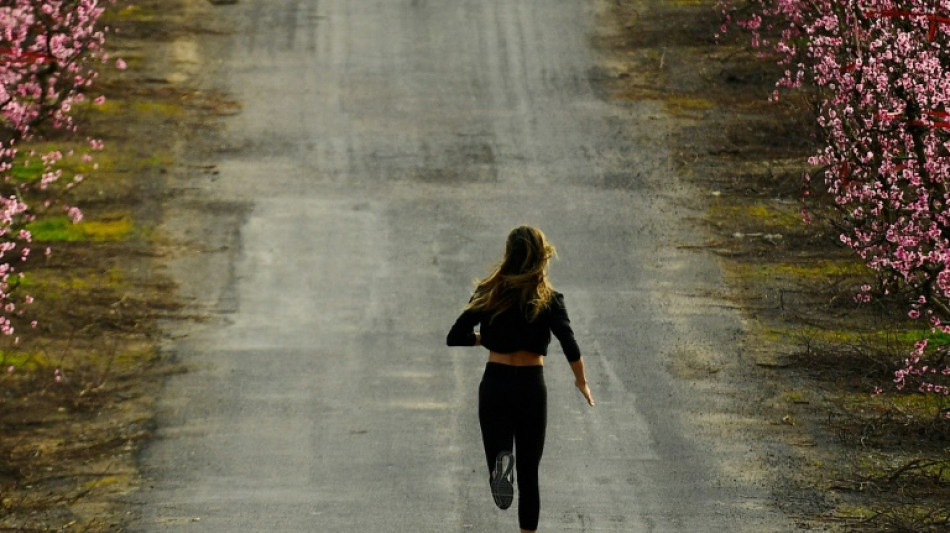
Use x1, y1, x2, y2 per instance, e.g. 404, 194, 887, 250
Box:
783, 390, 811, 404
101, 4, 159, 24
28, 215, 134, 243
9, 159, 47, 183
21, 267, 126, 295
0, 351, 50, 371
85, 98, 183, 120
834, 504, 878, 521
894, 329, 950, 346
878, 392, 950, 418
710, 202, 804, 229
132, 101, 184, 118
732, 260, 872, 282
767, 260, 871, 279
6, 143, 102, 185
112, 348, 156, 369
664, 95, 715, 116
771, 326, 872, 347
83, 476, 124, 490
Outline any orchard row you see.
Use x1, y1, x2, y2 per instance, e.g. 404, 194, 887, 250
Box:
722, 1, 950, 398
0, 0, 121, 339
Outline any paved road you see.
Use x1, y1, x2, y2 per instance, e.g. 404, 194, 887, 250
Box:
133, 0, 798, 531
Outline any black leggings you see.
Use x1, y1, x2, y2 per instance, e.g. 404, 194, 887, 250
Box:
478, 363, 547, 531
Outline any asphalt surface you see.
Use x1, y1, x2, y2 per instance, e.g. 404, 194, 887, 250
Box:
132, 0, 799, 531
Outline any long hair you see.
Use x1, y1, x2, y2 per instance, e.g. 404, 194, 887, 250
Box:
466, 225, 557, 322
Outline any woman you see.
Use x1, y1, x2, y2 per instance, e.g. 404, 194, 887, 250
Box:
446, 225, 594, 533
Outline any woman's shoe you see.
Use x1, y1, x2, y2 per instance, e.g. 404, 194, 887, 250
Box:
490, 451, 514, 509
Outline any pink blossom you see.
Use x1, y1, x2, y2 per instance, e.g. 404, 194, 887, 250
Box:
720, 0, 950, 398
0, 0, 113, 336
66, 206, 83, 223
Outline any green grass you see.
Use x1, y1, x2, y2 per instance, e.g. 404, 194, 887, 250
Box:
19, 266, 125, 292
0, 351, 50, 371
734, 260, 872, 281
7, 144, 103, 185
9, 160, 47, 183
83, 98, 183, 120
101, 4, 159, 24
132, 101, 184, 118
710, 202, 804, 229
768, 326, 873, 346
664, 95, 715, 116
833, 504, 877, 520
894, 329, 950, 346
28, 215, 133, 243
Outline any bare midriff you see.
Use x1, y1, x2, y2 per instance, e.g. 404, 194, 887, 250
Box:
488, 350, 544, 367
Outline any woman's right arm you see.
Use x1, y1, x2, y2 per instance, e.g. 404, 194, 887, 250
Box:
551, 293, 594, 406
446, 309, 481, 347
570, 358, 595, 406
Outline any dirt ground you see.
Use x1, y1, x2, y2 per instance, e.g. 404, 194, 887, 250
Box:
0, 0, 943, 531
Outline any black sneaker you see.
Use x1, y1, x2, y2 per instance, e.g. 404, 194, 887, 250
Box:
490, 451, 514, 510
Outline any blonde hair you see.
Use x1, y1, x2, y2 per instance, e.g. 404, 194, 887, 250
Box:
466, 225, 557, 322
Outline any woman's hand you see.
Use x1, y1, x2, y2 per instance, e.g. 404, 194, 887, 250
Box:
575, 380, 594, 407
569, 358, 594, 406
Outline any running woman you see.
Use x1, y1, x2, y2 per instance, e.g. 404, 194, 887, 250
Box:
447, 225, 595, 533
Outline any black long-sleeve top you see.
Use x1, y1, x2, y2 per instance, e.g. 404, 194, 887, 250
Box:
446, 292, 582, 362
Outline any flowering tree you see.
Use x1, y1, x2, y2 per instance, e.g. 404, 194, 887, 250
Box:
720, 1, 950, 399
0, 0, 114, 337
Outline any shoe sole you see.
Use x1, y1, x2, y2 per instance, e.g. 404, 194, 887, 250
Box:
490, 451, 514, 510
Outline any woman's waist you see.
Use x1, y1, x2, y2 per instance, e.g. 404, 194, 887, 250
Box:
488, 350, 544, 367
480, 327, 550, 356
